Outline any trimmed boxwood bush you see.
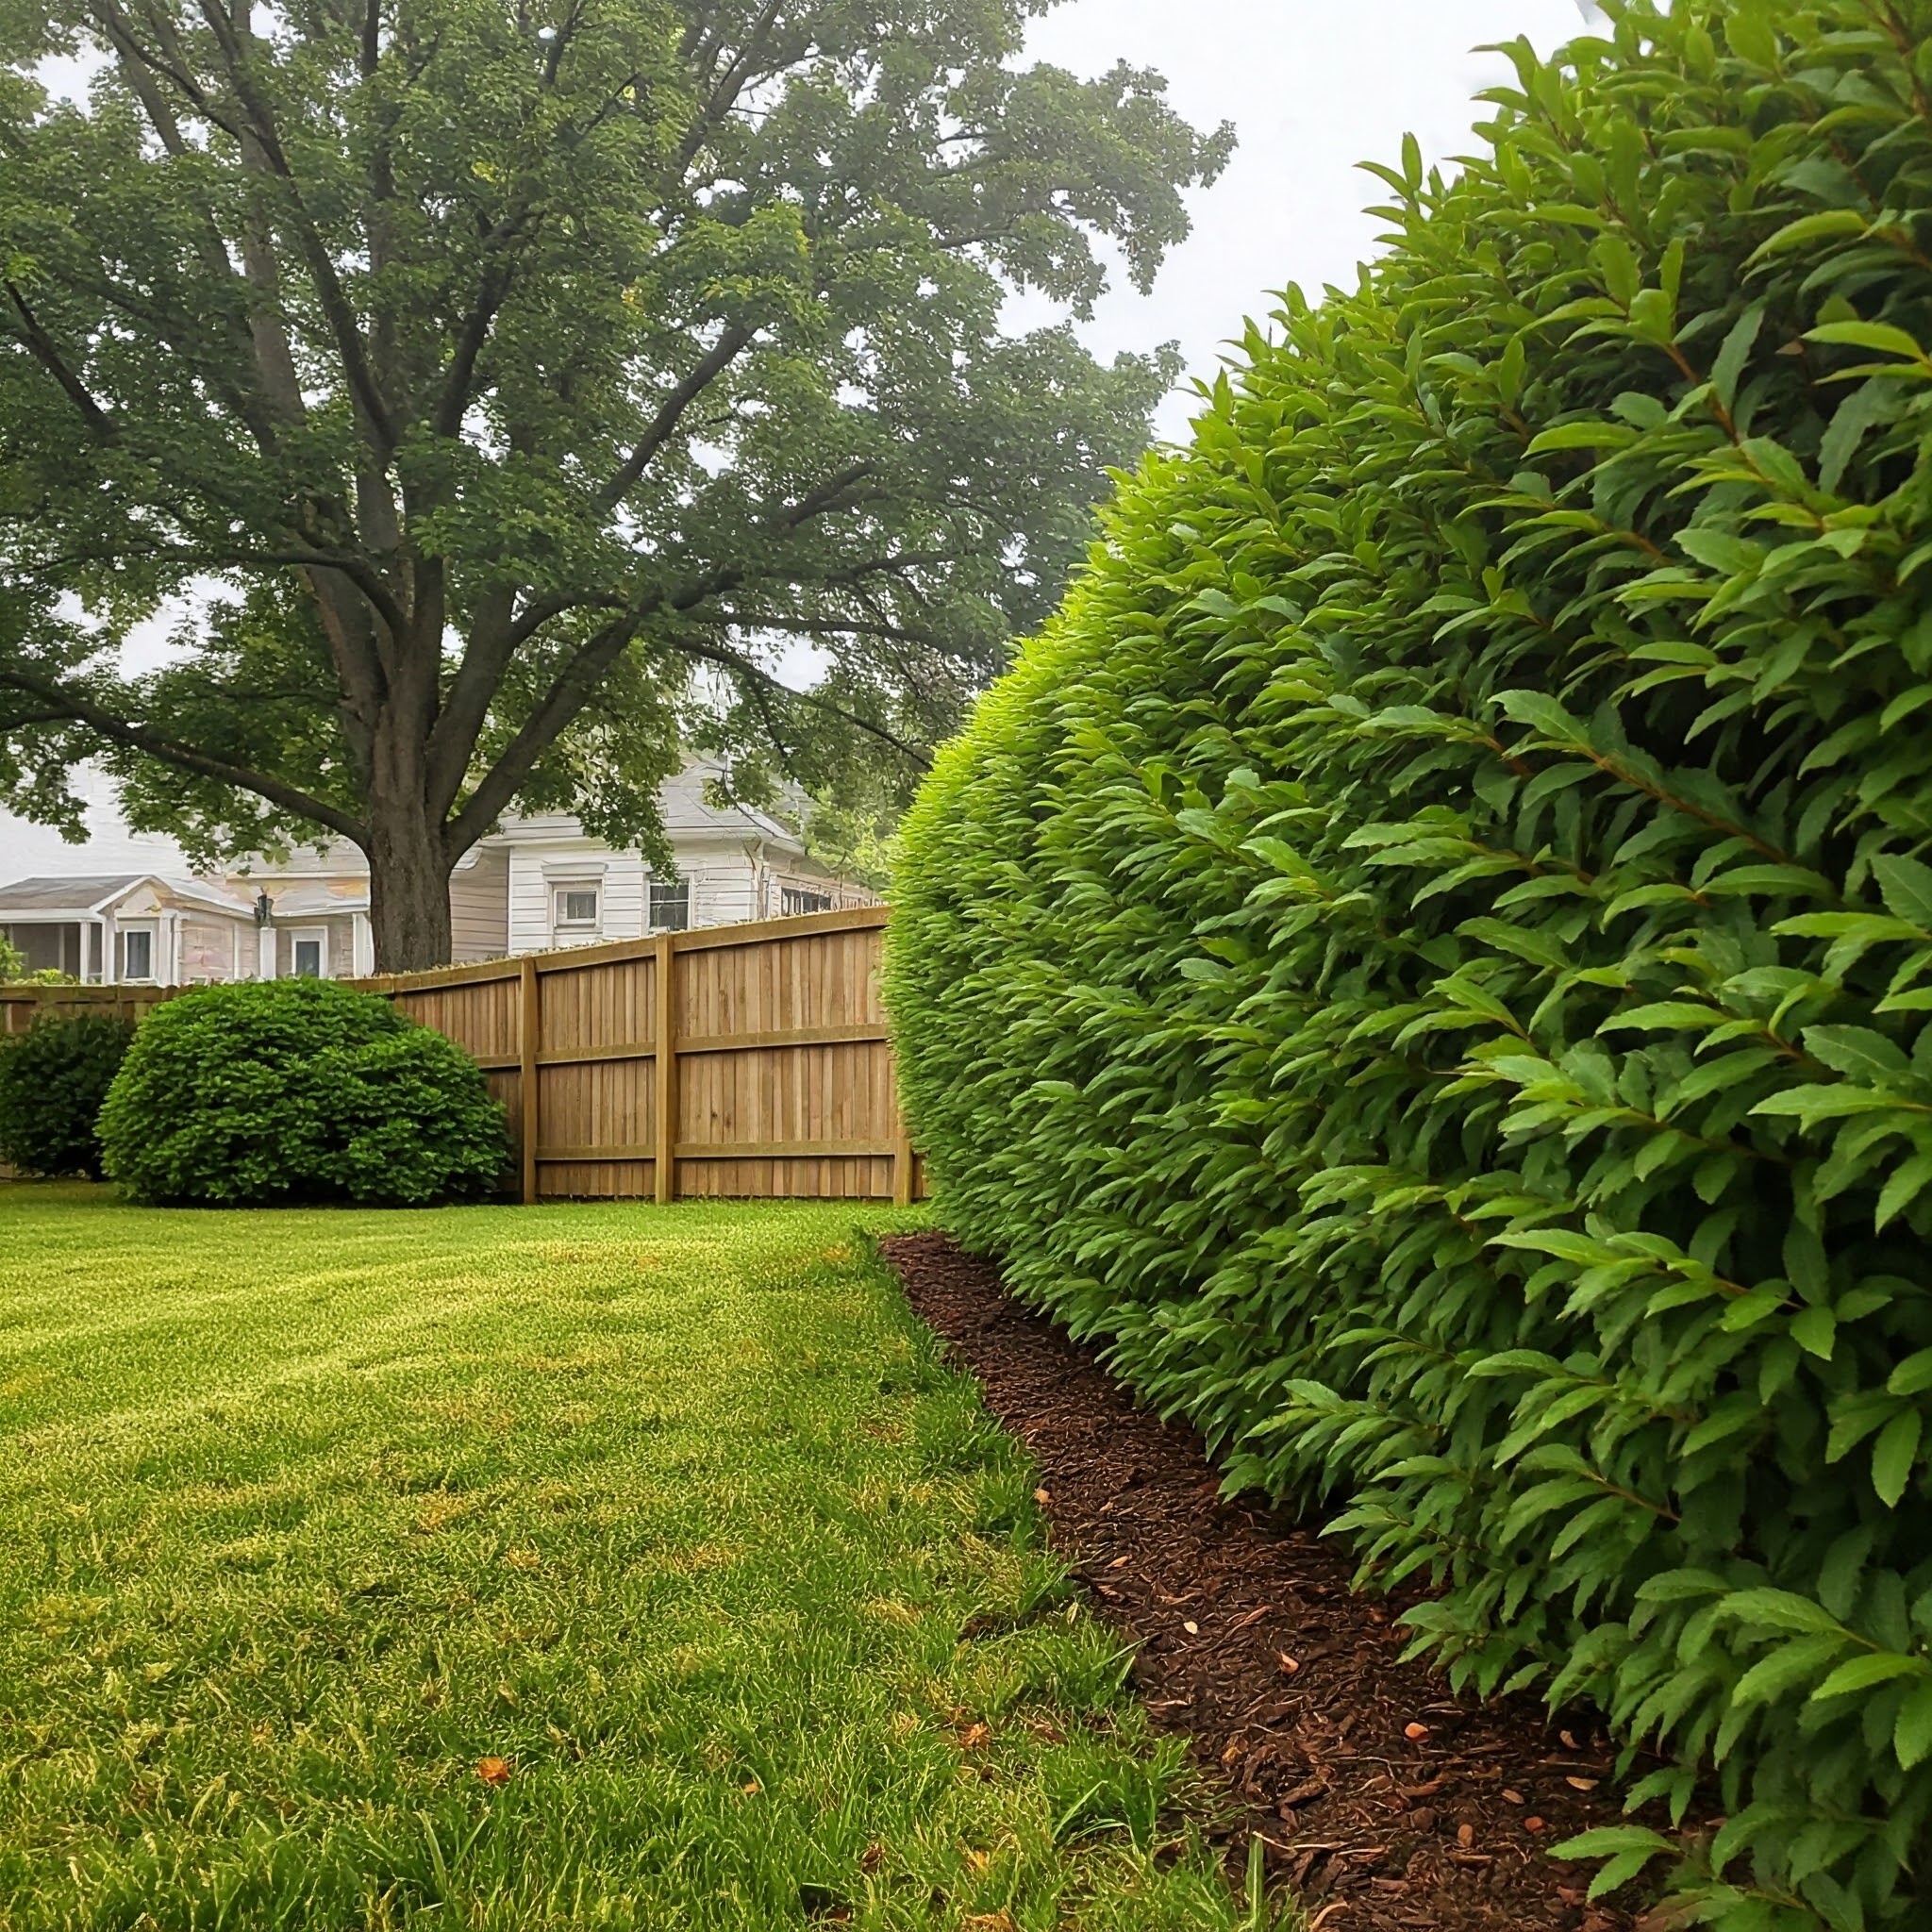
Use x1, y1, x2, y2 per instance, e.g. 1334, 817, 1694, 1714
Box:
98, 979, 509, 1206
0, 1012, 135, 1177
889, 4, 1932, 1926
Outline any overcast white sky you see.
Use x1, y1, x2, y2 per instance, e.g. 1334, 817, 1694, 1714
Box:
1022, 0, 1591, 436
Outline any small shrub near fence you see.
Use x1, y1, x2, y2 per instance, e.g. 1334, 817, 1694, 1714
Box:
0, 1014, 135, 1178
99, 979, 510, 1207
889, 5, 1932, 1926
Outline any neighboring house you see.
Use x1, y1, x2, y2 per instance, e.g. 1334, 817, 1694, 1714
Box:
0, 873, 261, 984
0, 759, 876, 986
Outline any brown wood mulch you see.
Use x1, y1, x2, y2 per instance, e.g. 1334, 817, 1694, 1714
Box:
883, 1230, 1650, 1932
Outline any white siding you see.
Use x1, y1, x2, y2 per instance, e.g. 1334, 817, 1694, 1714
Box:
450, 849, 509, 962
681, 844, 760, 927
508, 847, 648, 953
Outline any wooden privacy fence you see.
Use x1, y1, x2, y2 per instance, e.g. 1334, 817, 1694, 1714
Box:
356, 904, 925, 1205
1, 983, 175, 1035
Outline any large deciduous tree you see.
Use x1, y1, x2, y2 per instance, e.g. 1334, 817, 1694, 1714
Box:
0, 0, 1229, 967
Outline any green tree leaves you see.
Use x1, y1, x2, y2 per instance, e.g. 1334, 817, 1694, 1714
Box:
0, 0, 1229, 965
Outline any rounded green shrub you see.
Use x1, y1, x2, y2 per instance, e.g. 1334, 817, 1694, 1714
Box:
889, 5, 1932, 1926
0, 1012, 136, 1177
98, 979, 509, 1206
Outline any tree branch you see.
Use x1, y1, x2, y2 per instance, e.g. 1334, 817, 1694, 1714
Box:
671, 0, 787, 178
672, 633, 932, 769
597, 323, 756, 509
772, 459, 877, 532
2, 282, 117, 440
0, 666, 364, 841
441, 609, 650, 855
190, 0, 401, 454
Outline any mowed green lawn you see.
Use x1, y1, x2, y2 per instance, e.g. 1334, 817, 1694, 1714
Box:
0, 1185, 1248, 1932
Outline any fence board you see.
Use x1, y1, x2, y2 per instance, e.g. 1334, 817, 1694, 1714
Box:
358, 905, 920, 1204
0, 985, 175, 1035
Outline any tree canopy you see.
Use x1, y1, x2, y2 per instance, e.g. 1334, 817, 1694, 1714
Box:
0, 0, 1229, 965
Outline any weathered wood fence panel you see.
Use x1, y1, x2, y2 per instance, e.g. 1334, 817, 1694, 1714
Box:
356, 906, 925, 1204
0, 984, 175, 1035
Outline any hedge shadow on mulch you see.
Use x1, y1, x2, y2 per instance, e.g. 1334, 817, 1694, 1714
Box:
884, 1229, 1652, 1932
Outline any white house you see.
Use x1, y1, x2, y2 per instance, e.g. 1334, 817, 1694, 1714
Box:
0, 760, 876, 986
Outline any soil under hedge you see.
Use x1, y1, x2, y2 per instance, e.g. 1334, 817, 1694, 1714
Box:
884, 1230, 1646, 1932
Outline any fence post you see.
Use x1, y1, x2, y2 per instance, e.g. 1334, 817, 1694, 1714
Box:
654, 933, 677, 1206
520, 955, 540, 1206
892, 1123, 915, 1208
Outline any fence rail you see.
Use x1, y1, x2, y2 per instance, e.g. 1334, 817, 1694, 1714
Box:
355, 905, 924, 1204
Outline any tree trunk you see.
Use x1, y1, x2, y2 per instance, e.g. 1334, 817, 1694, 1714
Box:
365, 805, 454, 974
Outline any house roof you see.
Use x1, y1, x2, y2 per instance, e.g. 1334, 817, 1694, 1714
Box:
496, 761, 808, 857
0, 874, 147, 913
265, 880, 369, 917
0, 874, 255, 920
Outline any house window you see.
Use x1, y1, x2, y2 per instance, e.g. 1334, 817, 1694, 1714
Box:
553, 885, 600, 930
782, 887, 834, 917
120, 926, 156, 981
291, 929, 327, 978
648, 879, 689, 931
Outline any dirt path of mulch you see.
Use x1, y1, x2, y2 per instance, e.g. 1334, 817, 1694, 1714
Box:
884, 1230, 1645, 1932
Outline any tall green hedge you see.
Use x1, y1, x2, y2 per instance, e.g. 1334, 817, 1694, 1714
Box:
887, 4, 1932, 1925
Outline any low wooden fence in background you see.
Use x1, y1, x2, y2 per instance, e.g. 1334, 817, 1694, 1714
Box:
1, 908, 920, 1204
1, 984, 175, 1035
357, 905, 925, 1205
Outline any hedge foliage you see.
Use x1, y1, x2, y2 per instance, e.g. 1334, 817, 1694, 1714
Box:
99, 979, 509, 1206
887, 4, 1932, 1925
0, 1012, 134, 1177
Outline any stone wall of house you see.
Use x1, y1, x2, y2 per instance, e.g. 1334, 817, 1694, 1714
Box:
179, 914, 248, 983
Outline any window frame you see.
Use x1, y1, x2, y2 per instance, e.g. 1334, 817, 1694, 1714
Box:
289, 927, 328, 978
119, 924, 158, 982
551, 883, 602, 931
647, 877, 690, 932
780, 886, 835, 918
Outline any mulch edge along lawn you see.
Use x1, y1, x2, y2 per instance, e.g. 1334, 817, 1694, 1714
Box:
883, 1230, 1641, 1932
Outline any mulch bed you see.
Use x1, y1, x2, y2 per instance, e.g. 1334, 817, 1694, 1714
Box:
883, 1230, 1648, 1932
